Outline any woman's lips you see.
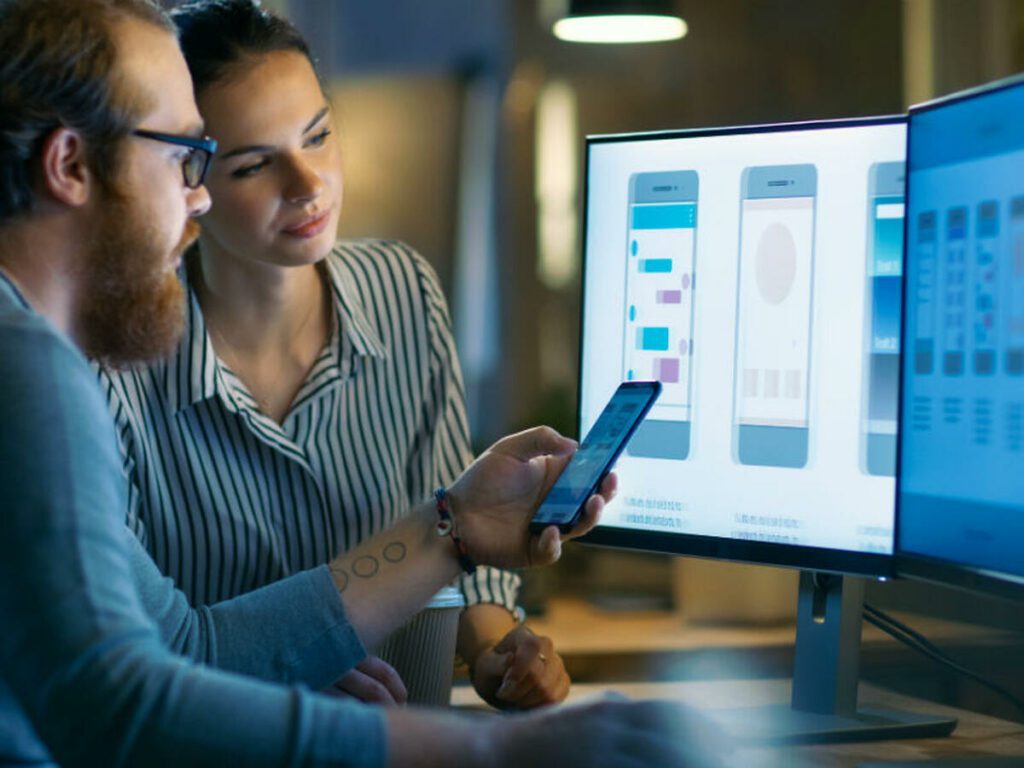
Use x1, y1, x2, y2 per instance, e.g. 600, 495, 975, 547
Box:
283, 210, 330, 238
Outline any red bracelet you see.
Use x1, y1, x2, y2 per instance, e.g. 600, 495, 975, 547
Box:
435, 487, 477, 574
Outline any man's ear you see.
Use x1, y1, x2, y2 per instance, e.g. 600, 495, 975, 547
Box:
37, 127, 93, 208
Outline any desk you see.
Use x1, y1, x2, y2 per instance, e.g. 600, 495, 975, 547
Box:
451, 678, 1024, 767
452, 597, 1024, 765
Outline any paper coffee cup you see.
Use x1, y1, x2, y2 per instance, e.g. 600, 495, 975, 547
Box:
376, 585, 465, 706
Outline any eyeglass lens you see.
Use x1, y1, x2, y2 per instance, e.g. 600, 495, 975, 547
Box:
183, 148, 210, 189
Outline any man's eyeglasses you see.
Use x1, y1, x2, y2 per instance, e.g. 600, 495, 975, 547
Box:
132, 129, 218, 189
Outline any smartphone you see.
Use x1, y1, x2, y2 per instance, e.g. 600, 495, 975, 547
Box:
732, 164, 817, 468
530, 381, 661, 534
621, 171, 699, 461
861, 162, 905, 476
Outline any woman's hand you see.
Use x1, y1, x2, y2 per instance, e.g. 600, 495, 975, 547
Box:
471, 624, 569, 710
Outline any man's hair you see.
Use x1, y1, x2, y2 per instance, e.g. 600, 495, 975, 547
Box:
0, 0, 173, 224
172, 0, 315, 96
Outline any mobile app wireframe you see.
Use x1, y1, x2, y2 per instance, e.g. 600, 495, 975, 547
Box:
732, 164, 817, 469
861, 162, 905, 476
623, 170, 699, 460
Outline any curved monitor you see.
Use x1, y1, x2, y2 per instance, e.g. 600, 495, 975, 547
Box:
578, 117, 906, 576
896, 75, 1024, 602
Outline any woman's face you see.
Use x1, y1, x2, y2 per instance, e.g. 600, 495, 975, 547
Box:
196, 49, 342, 269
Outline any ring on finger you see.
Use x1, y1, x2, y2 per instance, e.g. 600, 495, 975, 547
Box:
538, 653, 548, 662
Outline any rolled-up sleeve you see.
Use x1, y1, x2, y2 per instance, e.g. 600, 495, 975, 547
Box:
131, 539, 367, 688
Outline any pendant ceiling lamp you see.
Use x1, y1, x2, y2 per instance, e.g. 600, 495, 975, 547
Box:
551, 0, 687, 44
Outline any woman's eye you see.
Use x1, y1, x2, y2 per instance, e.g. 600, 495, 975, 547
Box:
306, 128, 331, 147
231, 159, 269, 178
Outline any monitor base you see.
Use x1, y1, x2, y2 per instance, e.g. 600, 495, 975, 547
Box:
707, 703, 957, 745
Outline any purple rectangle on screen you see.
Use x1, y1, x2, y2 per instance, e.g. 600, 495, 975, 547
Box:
655, 357, 680, 383
657, 290, 683, 304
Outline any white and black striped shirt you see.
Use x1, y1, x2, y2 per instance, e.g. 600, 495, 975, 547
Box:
98, 240, 519, 610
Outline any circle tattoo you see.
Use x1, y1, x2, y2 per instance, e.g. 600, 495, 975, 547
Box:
352, 555, 380, 578
333, 569, 349, 592
382, 542, 407, 563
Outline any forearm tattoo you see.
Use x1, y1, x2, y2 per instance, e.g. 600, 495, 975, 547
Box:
332, 540, 408, 593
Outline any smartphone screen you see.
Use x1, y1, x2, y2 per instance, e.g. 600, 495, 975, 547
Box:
531, 381, 661, 532
861, 162, 905, 476
622, 171, 698, 461
733, 164, 817, 468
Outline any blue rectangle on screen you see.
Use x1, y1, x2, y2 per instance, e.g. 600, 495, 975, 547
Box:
632, 203, 696, 230
639, 258, 673, 273
636, 327, 670, 351
871, 276, 902, 353
873, 196, 904, 276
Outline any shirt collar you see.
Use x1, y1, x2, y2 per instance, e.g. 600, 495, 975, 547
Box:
169, 253, 388, 415
0, 269, 31, 310
324, 253, 388, 361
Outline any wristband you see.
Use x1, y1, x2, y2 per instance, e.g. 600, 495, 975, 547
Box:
435, 487, 477, 574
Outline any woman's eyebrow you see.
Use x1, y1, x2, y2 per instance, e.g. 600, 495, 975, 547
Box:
217, 107, 331, 160
303, 106, 330, 133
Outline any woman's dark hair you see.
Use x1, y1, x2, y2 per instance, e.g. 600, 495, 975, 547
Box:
171, 0, 315, 96
0, 0, 173, 224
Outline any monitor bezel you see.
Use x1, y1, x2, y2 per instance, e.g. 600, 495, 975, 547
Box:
894, 73, 1024, 603
576, 114, 906, 579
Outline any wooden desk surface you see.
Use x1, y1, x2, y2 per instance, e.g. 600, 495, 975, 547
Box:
451, 678, 1024, 767
451, 598, 1024, 766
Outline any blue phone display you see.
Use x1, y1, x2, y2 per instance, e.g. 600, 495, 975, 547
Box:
532, 382, 661, 532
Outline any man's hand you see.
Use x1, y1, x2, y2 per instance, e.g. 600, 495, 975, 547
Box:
472, 624, 569, 710
448, 426, 617, 569
327, 655, 407, 706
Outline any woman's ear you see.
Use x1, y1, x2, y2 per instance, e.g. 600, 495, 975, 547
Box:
37, 127, 94, 208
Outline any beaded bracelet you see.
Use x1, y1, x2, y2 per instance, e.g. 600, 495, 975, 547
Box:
435, 487, 477, 574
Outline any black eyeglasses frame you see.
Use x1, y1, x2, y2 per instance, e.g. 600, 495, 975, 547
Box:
132, 129, 218, 189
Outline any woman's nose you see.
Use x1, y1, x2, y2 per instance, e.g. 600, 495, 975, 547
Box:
284, 155, 324, 204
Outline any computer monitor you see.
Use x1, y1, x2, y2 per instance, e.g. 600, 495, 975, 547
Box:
577, 117, 955, 743
897, 74, 1024, 604
580, 117, 905, 574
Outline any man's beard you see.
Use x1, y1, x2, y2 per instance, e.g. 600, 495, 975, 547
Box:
77, 188, 196, 369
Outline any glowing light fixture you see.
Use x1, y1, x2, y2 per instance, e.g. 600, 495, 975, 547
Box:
551, 0, 687, 44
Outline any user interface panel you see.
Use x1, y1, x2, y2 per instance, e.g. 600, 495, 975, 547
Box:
899, 80, 1024, 582
581, 120, 906, 555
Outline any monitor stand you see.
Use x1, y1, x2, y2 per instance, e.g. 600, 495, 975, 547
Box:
705, 571, 958, 745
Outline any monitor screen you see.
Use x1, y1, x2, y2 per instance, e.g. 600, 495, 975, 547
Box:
579, 118, 906, 574
897, 77, 1024, 598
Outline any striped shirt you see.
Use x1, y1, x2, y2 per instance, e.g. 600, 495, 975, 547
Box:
97, 240, 519, 611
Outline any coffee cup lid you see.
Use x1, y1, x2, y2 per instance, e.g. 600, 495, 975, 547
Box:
427, 584, 467, 609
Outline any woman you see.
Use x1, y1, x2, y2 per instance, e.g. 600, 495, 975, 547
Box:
99, 0, 569, 709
